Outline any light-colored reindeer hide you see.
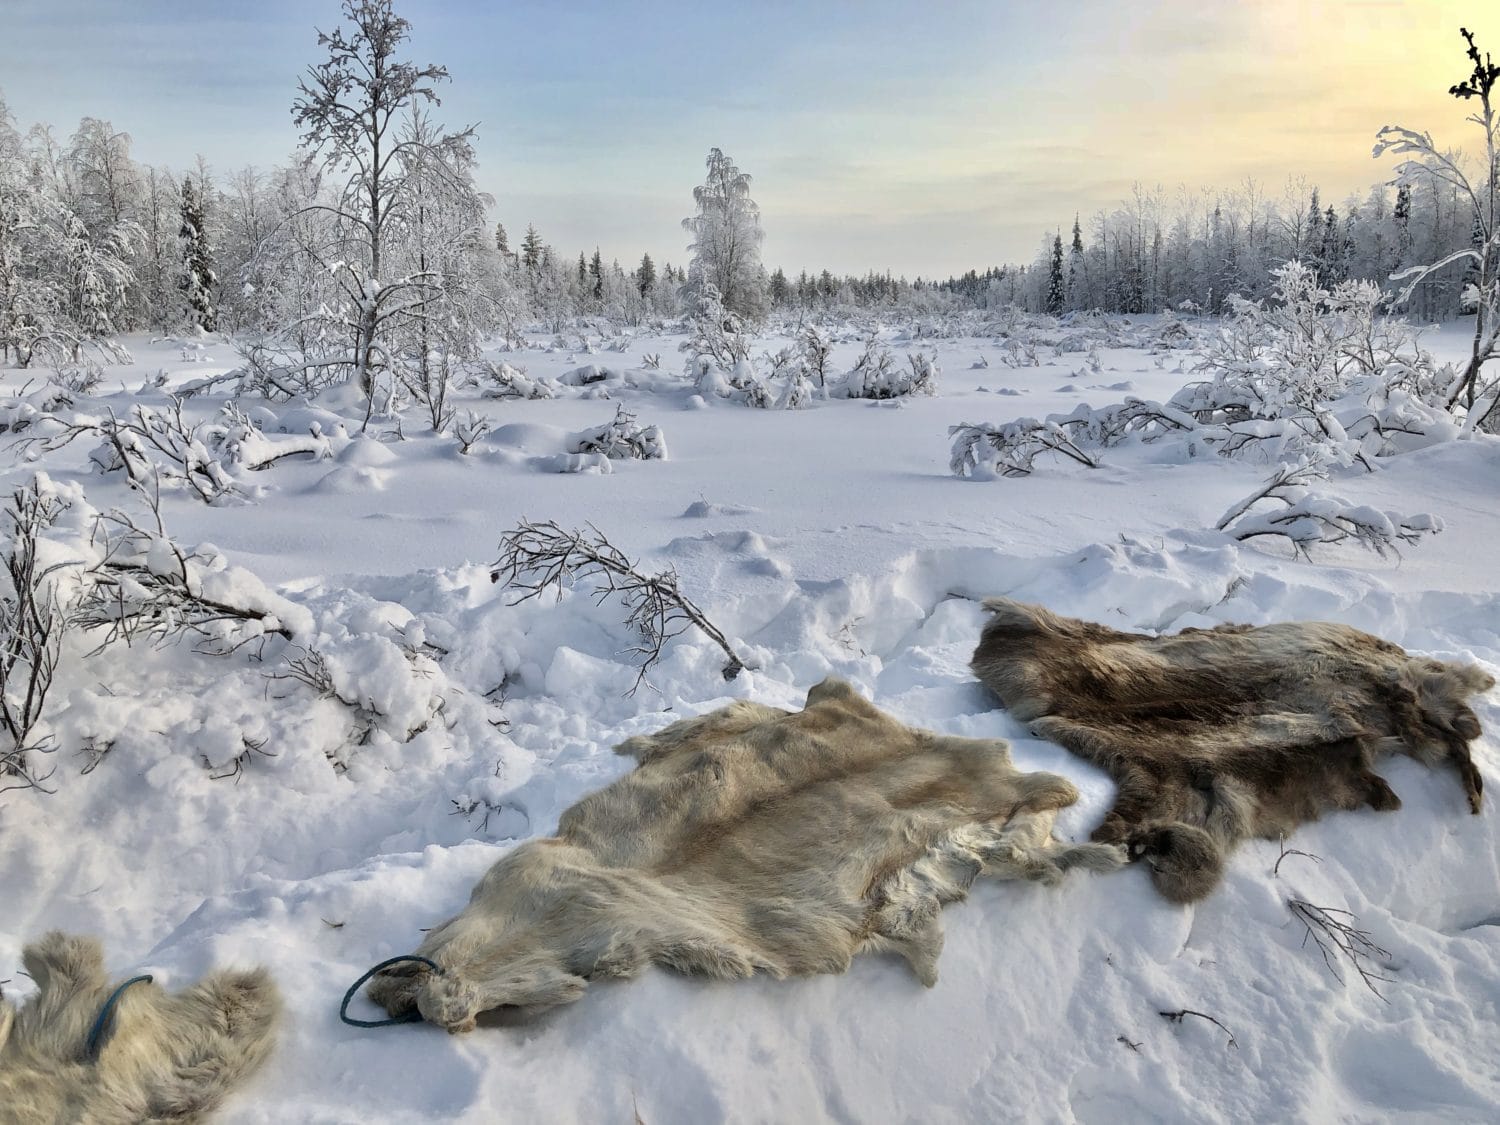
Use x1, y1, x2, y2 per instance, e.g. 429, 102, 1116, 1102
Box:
971, 597, 1493, 903
0, 932, 280, 1125
367, 677, 1123, 1031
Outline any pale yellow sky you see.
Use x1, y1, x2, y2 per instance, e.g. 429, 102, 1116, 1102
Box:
761, 1, 1500, 272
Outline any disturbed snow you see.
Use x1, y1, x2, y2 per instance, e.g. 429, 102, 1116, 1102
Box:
2, 320, 1497, 1123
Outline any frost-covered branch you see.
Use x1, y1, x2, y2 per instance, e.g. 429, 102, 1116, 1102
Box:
949, 417, 1101, 477
1216, 459, 1442, 559
77, 480, 300, 652
0, 481, 69, 790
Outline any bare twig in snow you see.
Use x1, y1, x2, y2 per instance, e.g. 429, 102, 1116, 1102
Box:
1287, 899, 1393, 1000
491, 520, 744, 692
1159, 1008, 1238, 1049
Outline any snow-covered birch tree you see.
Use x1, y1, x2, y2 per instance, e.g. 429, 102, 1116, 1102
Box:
277, 0, 477, 410
683, 148, 768, 323
1375, 27, 1500, 427
387, 107, 493, 430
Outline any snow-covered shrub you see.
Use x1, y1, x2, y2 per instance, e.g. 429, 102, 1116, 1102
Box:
953, 269, 1461, 480
776, 368, 814, 410
0, 471, 321, 790
1215, 458, 1443, 559
742, 374, 774, 409
0, 385, 75, 436
735, 347, 811, 410
1148, 309, 1197, 350
949, 418, 1101, 478
269, 595, 453, 758
998, 335, 1040, 367
85, 403, 240, 504
949, 395, 1205, 478
75, 499, 307, 653
203, 403, 336, 471
840, 342, 939, 399
473, 360, 556, 400
570, 405, 667, 460
680, 283, 752, 372
1195, 262, 1432, 413
799, 325, 835, 388
453, 411, 492, 455
559, 363, 620, 387
910, 353, 941, 393
0, 479, 72, 788
1375, 30, 1500, 427
1052, 332, 1093, 356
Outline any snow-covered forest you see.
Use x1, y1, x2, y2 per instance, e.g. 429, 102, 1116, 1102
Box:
1, 28, 1491, 351
2, 1, 1499, 1122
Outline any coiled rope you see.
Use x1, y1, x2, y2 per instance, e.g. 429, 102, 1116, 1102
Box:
338, 954, 444, 1028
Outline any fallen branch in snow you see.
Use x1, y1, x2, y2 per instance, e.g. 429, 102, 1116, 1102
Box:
1158, 1008, 1238, 1049
949, 417, 1101, 477
1216, 459, 1443, 559
77, 480, 296, 654
1272, 835, 1323, 877
23, 399, 333, 507
204, 403, 333, 471
491, 520, 744, 692
1287, 899, 1392, 1000
266, 647, 379, 756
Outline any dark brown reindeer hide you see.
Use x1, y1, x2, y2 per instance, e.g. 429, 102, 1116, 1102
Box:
970, 598, 1493, 903
366, 677, 1123, 1032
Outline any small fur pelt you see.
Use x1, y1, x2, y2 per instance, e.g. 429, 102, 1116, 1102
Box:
367, 677, 1123, 1031
970, 597, 1493, 903
0, 932, 281, 1125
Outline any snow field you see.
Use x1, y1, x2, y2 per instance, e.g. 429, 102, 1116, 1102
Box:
1, 319, 1497, 1122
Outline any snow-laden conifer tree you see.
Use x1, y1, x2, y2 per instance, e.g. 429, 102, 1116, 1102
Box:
1046, 234, 1065, 314
520, 224, 543, 270
179, 175, 217, 331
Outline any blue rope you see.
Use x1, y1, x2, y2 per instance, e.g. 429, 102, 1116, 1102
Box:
84, 974, 153, 1060
339, 955, 443, 1029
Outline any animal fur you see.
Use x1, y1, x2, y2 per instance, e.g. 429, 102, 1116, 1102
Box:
367, 677, 1123, 1031
0, 932, 280, 1125
970, 597, 1494, 903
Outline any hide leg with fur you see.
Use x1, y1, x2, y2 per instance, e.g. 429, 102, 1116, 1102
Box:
651, 932, 784, 981
372, 944, 591, 1034
0, 932, 280, 1125
1089, 766, 1163, 846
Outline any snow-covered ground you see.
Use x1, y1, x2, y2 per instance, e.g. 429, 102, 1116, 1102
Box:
3, 320, 1498, 1122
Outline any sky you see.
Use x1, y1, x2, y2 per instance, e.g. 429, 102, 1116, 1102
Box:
1, 0, 1496, 278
